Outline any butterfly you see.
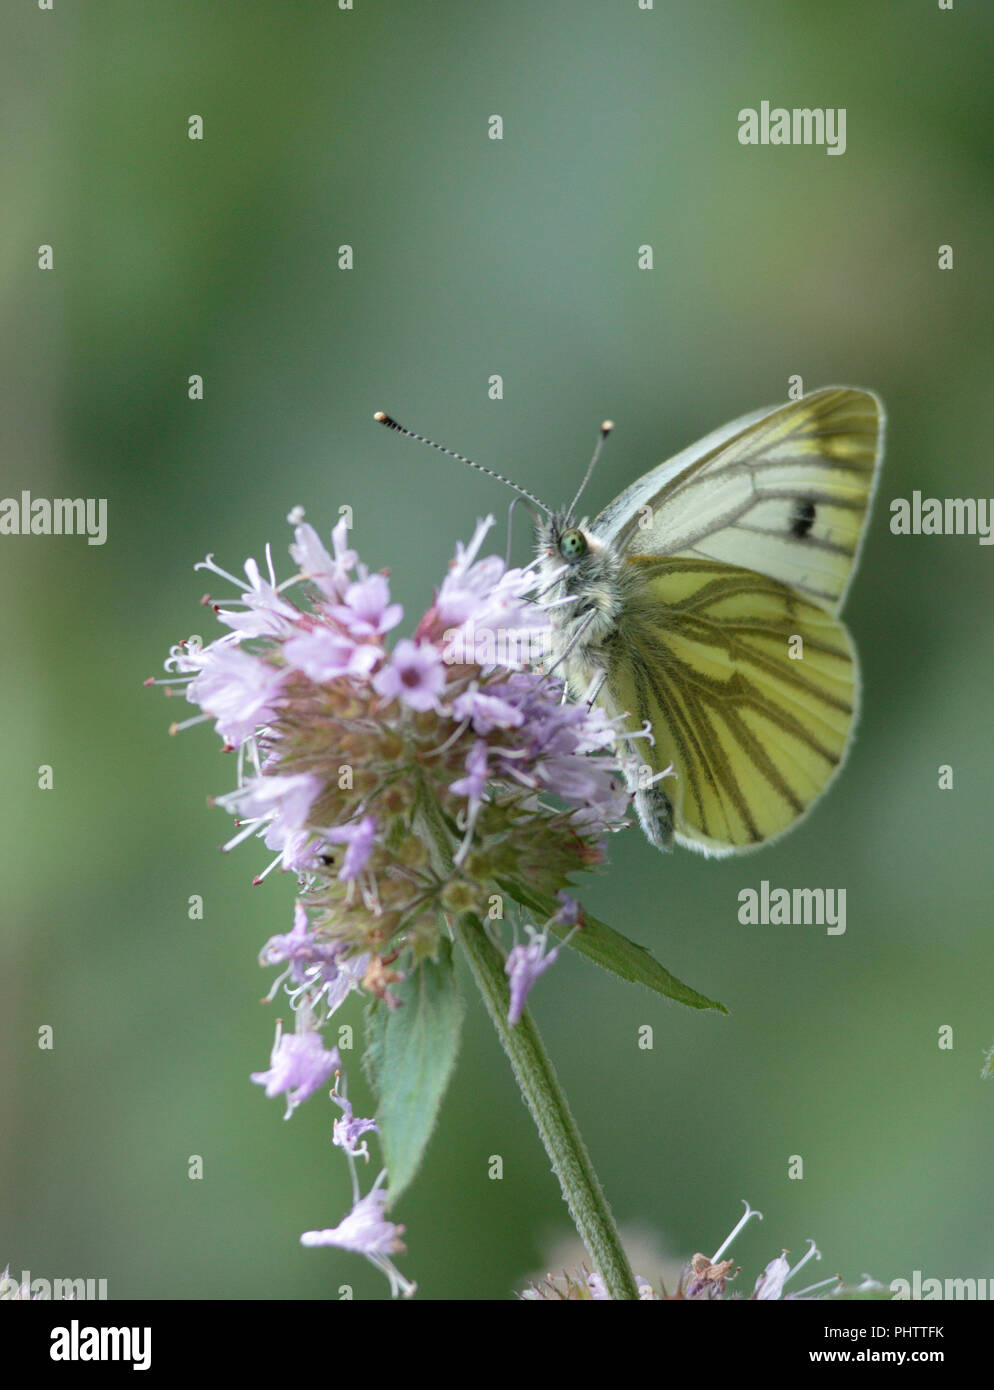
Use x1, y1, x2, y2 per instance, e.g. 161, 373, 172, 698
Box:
377, 387, 885, 856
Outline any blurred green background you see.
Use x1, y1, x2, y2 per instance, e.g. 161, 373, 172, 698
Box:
2, 1, 992, 1301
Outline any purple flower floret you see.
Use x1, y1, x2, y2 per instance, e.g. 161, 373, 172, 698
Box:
301, 1183, 416, 1299
332, 573, 403, 639
250, 1023, 341, 1119
301, 1188, 400, 1257
505, 928, 563, 1024
372, 639, 446, 712
504, 900, 584, 1024
187, 644, 288, 747
324, 815, 378, 882
283, 626, 379, 683
331, 1092, 378, 1160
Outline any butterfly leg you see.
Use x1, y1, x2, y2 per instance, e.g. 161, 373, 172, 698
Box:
547, 609, 597, 675
584, 671, 607, 709
632, 783, 674, 853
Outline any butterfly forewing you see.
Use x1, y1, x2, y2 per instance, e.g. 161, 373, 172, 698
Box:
605, 555, 858, 854
597, 387, 884, 615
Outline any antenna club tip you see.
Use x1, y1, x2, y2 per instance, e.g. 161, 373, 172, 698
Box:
374, 410, 390, 423
601, 420, 614, 434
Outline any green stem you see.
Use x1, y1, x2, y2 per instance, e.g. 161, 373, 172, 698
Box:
413, 786, 637, 1298
454, 911, 640, 1301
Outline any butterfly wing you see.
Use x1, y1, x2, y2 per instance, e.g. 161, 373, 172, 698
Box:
603, 554, 858, 855
594, 387, 884, 615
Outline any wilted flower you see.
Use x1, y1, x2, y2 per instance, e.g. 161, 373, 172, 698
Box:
331, 1090, 378, 1162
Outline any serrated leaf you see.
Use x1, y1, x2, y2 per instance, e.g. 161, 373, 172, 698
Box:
496, 877, 727, 1014
362, 940, 465, 1202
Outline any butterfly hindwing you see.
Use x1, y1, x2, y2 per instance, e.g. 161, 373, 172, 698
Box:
596, 387, 884, 615
604, 554, 858, 855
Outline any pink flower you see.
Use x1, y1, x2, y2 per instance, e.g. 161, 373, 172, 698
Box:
259, 902, 342, 983
372, 639, 445, 712
219, 772, 323, 837
331, 1092, 378, 1159
449, 740, 489, 810
332, 574, 402, 639
187, 645, 288, 747
324, 815, 377, 881
289, 517, 357, 599
250, 1023, 341, 1118
505, 926, 563, 1024
282, 627, 380, 682
451, 687, 525, 733
301, 1188, 404, 1258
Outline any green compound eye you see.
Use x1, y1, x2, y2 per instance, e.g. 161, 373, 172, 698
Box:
559, 528, 588, 560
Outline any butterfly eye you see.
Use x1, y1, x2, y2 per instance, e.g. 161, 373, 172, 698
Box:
559, 529, 588, 561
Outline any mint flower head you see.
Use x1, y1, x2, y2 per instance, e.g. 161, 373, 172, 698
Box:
155, 511, 630, 1021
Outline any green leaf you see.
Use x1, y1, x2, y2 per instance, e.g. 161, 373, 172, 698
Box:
362, 940, 465, 1202
496, 877, 727, 1014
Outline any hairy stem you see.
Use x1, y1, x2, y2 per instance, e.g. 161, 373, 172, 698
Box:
454, 911, 640, 1300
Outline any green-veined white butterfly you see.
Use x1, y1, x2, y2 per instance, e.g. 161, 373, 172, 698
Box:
377, 387, 885, 856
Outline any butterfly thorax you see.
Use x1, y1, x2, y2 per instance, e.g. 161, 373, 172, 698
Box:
534, 512, 635, 696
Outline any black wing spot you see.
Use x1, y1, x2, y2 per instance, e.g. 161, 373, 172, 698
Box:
790, 498, 817, 539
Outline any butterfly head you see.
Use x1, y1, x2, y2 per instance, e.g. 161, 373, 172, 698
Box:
534, 512, 625, 640
535, 512, 596, 567
557, 526, 588, 561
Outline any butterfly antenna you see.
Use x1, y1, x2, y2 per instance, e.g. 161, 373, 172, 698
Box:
374, 412, 552, 516
565, 420, 614, 524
